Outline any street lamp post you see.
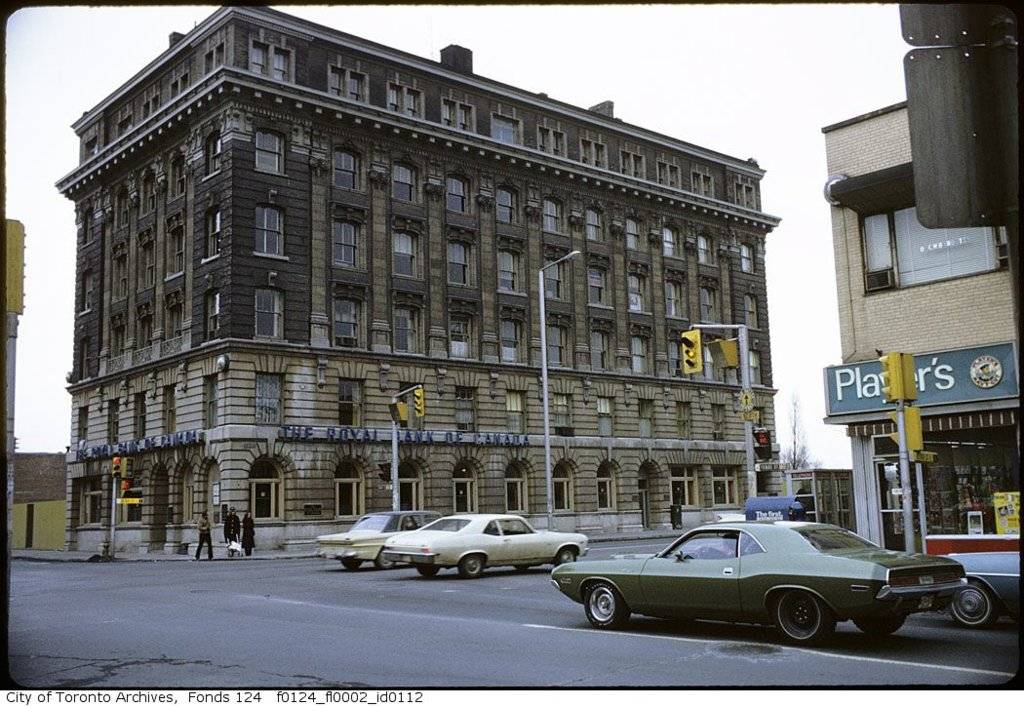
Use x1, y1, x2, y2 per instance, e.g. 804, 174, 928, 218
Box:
539, 250, 580, 531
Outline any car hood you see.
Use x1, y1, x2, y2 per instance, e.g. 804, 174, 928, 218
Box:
825, 547, 962, 569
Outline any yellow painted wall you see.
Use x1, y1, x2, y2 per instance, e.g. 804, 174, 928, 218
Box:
12, 501, 66, 550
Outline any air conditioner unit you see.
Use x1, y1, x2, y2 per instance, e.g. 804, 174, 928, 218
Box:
865, 268, 895, 292
554, 426, 575, 437
337, 336, 357, 347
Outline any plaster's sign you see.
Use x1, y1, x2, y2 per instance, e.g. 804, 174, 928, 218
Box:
76, 429, 204, 461
279, 425, 530, 447
823, 342, 1018, 417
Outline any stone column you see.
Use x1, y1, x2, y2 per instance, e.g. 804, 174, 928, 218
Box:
425, 174, 448, 358
524, 191, 543, 364
153, 153, 174, 343
125, 174, 139, 352
368, 163, 392, 353
477, 190, 498, 363
610, 214, 630, 372
649, 221, 668, 376
182, 130, 203, 348
308, 138, 331, 347
569, 207, 590, 369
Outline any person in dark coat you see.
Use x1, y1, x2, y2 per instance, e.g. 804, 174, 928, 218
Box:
241, 511, 255, 557
195, 511, 213, 561
225, 507, 241, 557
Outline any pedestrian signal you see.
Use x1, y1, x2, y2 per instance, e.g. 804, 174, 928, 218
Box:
680, 330, 703, 375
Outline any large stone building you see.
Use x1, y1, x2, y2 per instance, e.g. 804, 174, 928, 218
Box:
57, 6, 780, 553
822, 103, 1018, 551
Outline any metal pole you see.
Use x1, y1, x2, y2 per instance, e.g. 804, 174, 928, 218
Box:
391, 406, 400, 512
108, 473, 117, 559
737, 324, 756, 499
895, 400, 916, 553
915, 461, 928, 555
539, 268, 553, 531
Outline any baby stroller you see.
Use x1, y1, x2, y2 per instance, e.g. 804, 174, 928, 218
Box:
227, 540, 242, 558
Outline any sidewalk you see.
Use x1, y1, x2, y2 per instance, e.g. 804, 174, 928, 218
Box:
11, 527, 681, 563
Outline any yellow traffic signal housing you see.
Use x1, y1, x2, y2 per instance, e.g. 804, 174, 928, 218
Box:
888, 406, 924, 452
123, 457, 134, 477
112, 456, 123, 476
680, 329, 703, 375
878, 351, 918, 402
413, 386, 426, 417
709, 338, 740, 368
389, 401, 409, 426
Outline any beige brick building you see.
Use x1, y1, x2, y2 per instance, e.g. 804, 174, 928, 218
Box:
58, 7, 781, 554
822, 103, 1018, 550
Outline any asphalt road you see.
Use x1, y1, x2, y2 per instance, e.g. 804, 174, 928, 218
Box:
7, 538, 1020, 688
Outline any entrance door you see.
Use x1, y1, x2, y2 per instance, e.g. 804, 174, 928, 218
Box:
876, 461, 921, 551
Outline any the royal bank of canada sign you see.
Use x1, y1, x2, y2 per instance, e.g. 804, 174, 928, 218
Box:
823, 342, 1018, 418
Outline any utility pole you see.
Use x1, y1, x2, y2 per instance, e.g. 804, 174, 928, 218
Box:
389, 383, 423, 512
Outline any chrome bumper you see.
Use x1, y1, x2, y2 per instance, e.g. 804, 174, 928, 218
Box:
381, 550, 438, 565
876, 578, 966, 600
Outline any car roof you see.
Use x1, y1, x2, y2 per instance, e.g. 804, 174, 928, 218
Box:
365, 510, 439, 518
432, 513, 527, 522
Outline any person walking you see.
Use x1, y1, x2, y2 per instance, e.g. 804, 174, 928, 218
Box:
225, 507, 241, 556
195, 511, 213, 561
241, 511, 255, 557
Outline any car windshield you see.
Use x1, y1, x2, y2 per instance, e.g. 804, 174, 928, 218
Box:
350, 515, 391, 532
797, 527, 877, 551
420, 518, 471, 532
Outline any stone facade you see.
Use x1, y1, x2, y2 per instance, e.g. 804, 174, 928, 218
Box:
58, 7, 780, 553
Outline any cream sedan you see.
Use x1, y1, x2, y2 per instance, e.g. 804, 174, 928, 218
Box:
317, 511, 440, 570
381, 513, 589, 578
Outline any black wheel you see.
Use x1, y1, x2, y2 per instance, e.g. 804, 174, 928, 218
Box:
340, 558, 362, 571
772, 590, 836, 645
415, 565, 439, 578
553, 546, 578, 566
951, 581, 999, 628
373, 551, 395, 570
584, 582, 631, 629
853, 614, 906, 637
457, 554, 486, 579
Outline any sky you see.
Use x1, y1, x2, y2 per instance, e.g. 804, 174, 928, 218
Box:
4, 4, 911, 466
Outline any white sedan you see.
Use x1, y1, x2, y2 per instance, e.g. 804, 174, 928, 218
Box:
381, 513, 589, 578
317, 511, 440, 570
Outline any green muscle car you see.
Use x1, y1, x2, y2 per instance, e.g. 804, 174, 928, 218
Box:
551, 521, 967, 644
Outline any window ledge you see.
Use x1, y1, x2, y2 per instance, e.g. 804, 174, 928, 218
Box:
498, 289, 527, 297
254, 168, 287, 177
200, 254, 222, 266
588, 303, 614, 310
164, 272, 184, 283
77, 308, 93, 317
253, 251, 290, 262
201, 170, 222, 183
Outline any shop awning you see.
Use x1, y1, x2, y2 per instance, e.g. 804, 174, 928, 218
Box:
847, 409, 1018, 438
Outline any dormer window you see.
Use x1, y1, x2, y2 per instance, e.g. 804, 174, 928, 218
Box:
388, 83, 422, 117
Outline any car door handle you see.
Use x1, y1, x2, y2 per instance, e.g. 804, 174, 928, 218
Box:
723, 567, 734, 575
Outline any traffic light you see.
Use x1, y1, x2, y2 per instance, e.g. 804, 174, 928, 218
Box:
878, 351, 917, 402
680, 330, 703, 375
123, 457, 133, 478
709, 338, 740, 368
888, 407, 924, 453
112, 456, 123, 477
388, 401, 409, 427
412, 386, 426, 418
753, 427, 772, 461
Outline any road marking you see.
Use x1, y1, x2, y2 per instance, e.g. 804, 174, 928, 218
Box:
521, 623, 1016, 679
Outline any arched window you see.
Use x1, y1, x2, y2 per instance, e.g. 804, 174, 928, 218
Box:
333, 149, 359, 189
446, 176, 468, 213
398, 460, 422, 511
452, 462, 477, 513
585, 208, 602, 241
543, 198, 562, 233
250, 458, 282, 519
205, 133, 222, 175
596, 463, 616, 511
553, 462, 573, 511
335, 461, 363, 517
504, 463, 527, 513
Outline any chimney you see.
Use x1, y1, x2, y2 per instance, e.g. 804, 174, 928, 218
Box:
589, 101, 614, 118
440, 45, 473, 74
169, 31, 186, 48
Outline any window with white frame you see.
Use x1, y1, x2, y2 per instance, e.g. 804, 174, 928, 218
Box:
628, 274, 646, 311
588, 267, 608, 305
712, 468, 739, 505
80, 477, 103, 525
392, 163, 416, 202
255, 374, 282, 425
597, 396, 613, 436
505, 464, 527, 512
625, 218, 641, 250
666, 281, 683, 318
692, 168, 715, 197
547, 325, 567, 367
544, 258, 565, 299
712, 404, 726, 440
446, 176, 468, 213
167, 226, 184, 276
663, 226, 678, 258
204, 290, 220, 341
449, 316, 472, 358
668, 337, 681, 376
498, 250, 520, 291
388, 83, 422, 117
254, 130, 283, 173
166, 302, 183, 338
491, 114, 519, 144
585, 209, 602, 241
335, 462, 363, 517
205, 208, 222, 258
506, 391, 525, 433
496, 188, 516, 224
442, 99, 474, 131
393, 231, 417, 276
596, 464, 616, 510
250, 42, 269, 74
333, 298, 360, 347
138, 241, 155, 289
552, 463, 573, 511
250, 458, 281, 519
697, 234, 716, 265
580, 138, 606, 168
744, 294, 758, 328
204, 133, 222, 176
333, 150, 359, 189
749, 350, 762, 385
590, 330, 609, 370
620, 150, 645, 178
657, 161, 681, 188
454, 387, 476, 431
552, 393, 571, 427
638, 399, 654, 437
203, 375, 218, 429
671, 467, 698, 506
542, 199, 563, 233
254, 205, 283, 255
332, 220, 358, 267
699, 286, 718, 323
255, 288, 283, 338
631, 335, 649, 374
500, 319, 521, 363
537, 126, 566, 156
448, 241, 470, 285
113, 254, 128, 301
393, 307, 419, 353
338, 380, 362, 426
740, 243, 754, 273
